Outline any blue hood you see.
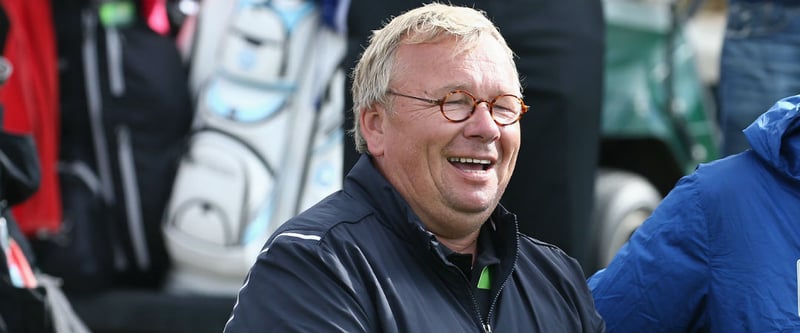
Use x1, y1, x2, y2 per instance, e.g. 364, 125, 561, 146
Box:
744, 94, 800, 181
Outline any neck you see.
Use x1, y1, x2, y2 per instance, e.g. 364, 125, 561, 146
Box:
438, 229, 480, 257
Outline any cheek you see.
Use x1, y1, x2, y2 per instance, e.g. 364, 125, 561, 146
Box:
384, 127, 425, 164
395, 122, 442, 149
501, 130, 522, 158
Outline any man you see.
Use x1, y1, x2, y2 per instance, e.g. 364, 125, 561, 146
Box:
224, 3, 604, 332
588, 94, 800, 332
342, 0, 604, 269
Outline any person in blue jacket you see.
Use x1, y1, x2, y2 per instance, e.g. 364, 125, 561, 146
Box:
588, 94, 800, 332
223, 3, 605, 333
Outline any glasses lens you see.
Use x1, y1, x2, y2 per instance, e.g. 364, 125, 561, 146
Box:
492, 95, 523, 124
441, 91, 474, 121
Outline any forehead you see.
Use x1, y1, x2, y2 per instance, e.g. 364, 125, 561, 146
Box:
392, 35, 519, 94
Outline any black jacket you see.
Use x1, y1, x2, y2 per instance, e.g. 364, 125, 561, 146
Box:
224, 155, 605, 333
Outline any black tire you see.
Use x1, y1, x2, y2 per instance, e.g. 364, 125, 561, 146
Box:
590, 168, 662, 272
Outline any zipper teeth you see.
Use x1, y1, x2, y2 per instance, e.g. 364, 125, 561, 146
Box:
442, 224, 518, 332
484, 236, 519, 330
448, 264, 486, 331
449, 253, 517, 331
486, 270, 508, 324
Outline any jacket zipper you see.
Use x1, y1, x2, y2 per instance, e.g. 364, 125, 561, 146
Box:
483, 249, 517, 333
438, 222, 518, 333
451, 265, 492, 333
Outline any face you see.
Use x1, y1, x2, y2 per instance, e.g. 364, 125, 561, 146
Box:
360, 34, 522, 239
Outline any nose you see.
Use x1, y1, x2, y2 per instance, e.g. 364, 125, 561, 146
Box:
463, 101, 501, 141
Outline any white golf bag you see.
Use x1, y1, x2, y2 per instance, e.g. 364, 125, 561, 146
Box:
162, 0, 346, 295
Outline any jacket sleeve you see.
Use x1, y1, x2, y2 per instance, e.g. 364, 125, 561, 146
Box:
587, 174, 710, 333
223, 232, 373, 333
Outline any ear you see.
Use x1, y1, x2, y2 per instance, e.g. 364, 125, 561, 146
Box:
360, 104, 386, 157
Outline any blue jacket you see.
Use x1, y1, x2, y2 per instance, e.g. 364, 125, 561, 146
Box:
588, 95, 800, 332
224, 155, 605, 333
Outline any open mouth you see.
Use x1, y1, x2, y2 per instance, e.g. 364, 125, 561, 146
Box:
447, 157, 492, 171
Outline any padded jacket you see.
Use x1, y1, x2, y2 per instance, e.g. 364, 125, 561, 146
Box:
224, 155, 605, 333
588, 94, 800, 332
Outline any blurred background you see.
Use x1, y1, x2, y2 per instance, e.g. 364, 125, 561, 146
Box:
0, 0, 740, 332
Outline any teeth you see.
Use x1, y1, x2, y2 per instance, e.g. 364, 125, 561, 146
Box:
448, 157, 491, 164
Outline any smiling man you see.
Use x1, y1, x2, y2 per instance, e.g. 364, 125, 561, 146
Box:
223, 3, 605, 333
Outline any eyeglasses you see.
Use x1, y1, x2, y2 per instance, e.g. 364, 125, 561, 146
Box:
387, 89, 529, 126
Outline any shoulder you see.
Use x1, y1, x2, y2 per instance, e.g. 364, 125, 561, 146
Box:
516, 234, 586, 281
513, 234, 603, 327
276, 189, 373, 234
262, 190, 380, 255
518, 234, 571, 259
689, 150, 765, 191
668, 150, 773, 214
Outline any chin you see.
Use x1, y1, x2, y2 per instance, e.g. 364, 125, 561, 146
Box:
457, 201, 495, 216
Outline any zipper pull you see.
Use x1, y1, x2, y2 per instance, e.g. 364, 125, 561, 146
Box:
483, 323, 492, 333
